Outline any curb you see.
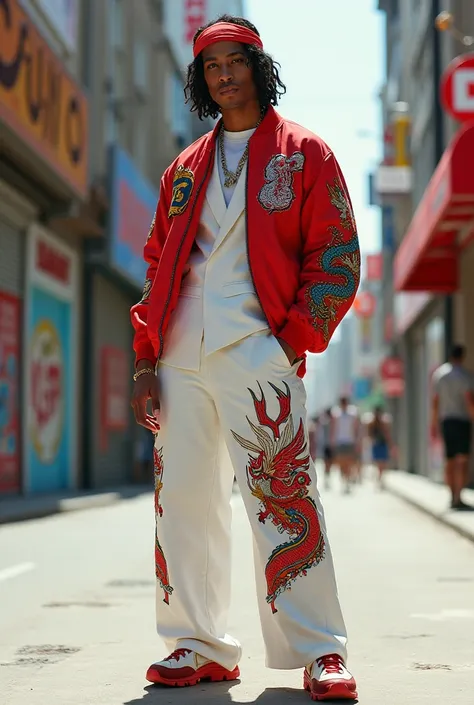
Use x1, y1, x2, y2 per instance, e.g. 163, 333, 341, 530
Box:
385, 479, 474, 544
0, 486, 152, 525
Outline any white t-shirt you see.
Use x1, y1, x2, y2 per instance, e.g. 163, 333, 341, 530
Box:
333, 406, 359, 444
218, 128, 256, 206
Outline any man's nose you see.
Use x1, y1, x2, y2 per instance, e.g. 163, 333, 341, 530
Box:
219, 69, 233, 83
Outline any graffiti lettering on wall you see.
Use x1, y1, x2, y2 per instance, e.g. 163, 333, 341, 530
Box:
0, 0, 88, 196
0, 291, 21, 493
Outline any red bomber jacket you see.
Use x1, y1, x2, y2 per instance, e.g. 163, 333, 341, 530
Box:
131, 106, 361, 378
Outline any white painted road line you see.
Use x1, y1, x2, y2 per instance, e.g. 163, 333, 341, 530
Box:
0, 562, 35, 583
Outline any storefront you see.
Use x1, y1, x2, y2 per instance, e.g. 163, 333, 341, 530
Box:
0, 183, 38, 495
84, 145, 158, 488
0, 0, 89, 495
23, 226, 80, 493
394, 121, 474, 481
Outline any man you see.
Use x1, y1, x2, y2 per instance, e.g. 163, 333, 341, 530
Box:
131, 15, 360, 702
330, 398, 360, 494
367, 405, 393, 489
432, 344, 474, 510
318, 408, 334, 490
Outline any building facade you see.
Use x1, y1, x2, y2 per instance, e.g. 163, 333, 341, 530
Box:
0, 0, 88, 496
377, 0, 474, 482
0, 0, 250, 497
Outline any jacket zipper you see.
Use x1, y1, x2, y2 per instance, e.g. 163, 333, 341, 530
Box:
157, 149, 215, 359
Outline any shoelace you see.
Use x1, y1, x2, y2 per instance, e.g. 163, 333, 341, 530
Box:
167, 648, 192, 662
317, 654, 344, 675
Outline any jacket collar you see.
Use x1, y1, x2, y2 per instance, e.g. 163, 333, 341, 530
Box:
203, 106, 284, 152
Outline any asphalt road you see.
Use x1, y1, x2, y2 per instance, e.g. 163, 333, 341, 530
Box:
1, 469, 473, 704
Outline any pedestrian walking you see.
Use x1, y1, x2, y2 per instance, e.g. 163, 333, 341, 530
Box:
431, 344, 474, 510
319, 408, 334, 490
330, 398, 360, 494
366, 405, 392, 489
130, 14, 360, 701
308, 414, 319, 462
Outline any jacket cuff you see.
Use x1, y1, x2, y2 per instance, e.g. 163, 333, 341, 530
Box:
134, 341, 157, 369
277, 314, 310, 358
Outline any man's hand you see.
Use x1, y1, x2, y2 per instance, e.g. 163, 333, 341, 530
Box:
430, 418, 439, 440
277, 338, 297, 365
131, 359, 161, 433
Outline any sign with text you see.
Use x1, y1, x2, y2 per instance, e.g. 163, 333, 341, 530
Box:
366, 253, 383, 281
441, 53, 474, 122
164, 0, 245, 70
0, 0, 89, 197
0, 291, 21, 493
108, 145, 158, 288
380, 356, 405, 398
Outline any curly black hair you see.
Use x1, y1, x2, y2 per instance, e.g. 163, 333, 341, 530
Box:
184, 15, 286, 120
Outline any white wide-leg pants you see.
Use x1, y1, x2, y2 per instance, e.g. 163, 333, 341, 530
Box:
154, 330, 348, 671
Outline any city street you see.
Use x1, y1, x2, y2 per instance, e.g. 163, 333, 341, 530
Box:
1, 471, 473, 705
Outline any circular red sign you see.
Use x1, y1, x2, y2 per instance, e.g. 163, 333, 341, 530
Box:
441, 53, 474, 122
380, 356, 404, 381
353, 291, 376, 318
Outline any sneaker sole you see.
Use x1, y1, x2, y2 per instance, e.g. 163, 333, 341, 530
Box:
304, 672, 358, 701
146, 664, 240, 687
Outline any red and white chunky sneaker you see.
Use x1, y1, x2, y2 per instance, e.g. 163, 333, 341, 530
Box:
146, 648, 240, 687
304, 654, 358, 701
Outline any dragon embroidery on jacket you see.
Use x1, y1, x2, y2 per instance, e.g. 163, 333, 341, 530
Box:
305, 178, 360, 341
231, 382, 325, 614
154, 446, 173, 604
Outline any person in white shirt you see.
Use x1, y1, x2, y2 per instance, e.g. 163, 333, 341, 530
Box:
330, 397, 360, 493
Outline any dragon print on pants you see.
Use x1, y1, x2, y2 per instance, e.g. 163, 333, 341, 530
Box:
154, 446, 173, 604
231, 382, 325, 614
305, 177, 360, 341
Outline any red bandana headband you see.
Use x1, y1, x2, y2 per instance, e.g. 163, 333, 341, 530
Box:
193, 22, 263, 59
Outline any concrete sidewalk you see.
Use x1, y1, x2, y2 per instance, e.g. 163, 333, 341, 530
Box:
384, 470, 474, 543
0, 484, 153, 525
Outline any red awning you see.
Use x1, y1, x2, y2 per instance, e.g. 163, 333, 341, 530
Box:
394, 122, 474, 292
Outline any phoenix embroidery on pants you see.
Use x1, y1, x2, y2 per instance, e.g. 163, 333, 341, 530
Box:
231, 382, 325, 614
154, 446, 173, 604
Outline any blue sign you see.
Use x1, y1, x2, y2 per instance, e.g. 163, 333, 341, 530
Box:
353, 377, 372, 401
27, 287, 72, 493
108, 145, 158, 287
382, 205, 395, 252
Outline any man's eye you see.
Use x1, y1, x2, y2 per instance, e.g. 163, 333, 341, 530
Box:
207, 63, 217, 70
232, 58, 244, 64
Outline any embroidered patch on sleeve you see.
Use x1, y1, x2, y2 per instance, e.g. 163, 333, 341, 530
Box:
146, 214, 156, 242
258, 152, 305, 214
305, 178, 360, 341
168, 165, 195, 217
140, 278, 152, 303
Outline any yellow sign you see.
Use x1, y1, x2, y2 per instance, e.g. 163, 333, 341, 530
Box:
393, 114, 411, 167
0, 0, 88, 197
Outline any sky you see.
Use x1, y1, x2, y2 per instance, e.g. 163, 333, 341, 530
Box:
246, 0, 385, 257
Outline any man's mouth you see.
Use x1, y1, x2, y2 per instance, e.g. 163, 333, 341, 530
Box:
219, 86, 239, 96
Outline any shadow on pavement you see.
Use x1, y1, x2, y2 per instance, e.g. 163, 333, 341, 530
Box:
123, 681, 237, 704
123, 684, 355, 704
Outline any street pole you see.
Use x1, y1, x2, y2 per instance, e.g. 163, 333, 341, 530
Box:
432, 0, 453, 359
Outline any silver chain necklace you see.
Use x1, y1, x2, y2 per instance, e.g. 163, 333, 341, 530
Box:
219, 116, 263, 189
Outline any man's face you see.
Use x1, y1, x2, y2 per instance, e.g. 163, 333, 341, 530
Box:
201, 41, 258, 113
